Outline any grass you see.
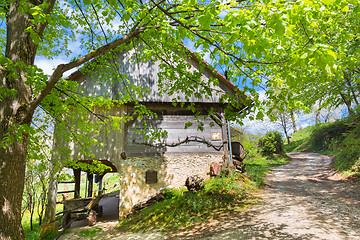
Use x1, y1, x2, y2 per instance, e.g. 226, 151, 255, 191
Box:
118, 152, 290, 232
118, 173, 256, 232
22, 205, 63, 240
244, 152, 291, 188
284, 125, 318, 153
77, 227, 103, 239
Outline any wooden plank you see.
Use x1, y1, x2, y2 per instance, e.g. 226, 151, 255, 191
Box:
58, 181, 75, 184
126, 143, 223, 153
57, 190, 75, 194
73, 169, 81, 199
76, 46, 236, 104
128, 121, 220, 130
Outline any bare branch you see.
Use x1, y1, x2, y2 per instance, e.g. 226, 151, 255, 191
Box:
74, 0, 96, 47
91, 3, 108, 44
133, 136, 225, 151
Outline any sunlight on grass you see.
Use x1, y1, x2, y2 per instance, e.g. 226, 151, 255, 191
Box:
118, 173, 258, 232
244, 153, 290, 188
117, 154, 289, 233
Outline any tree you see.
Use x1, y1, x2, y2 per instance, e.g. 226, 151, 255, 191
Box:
258, 131, 283, 154
266, 1, 360, 116
1, 0, 358, 238
274, 109, 292, 144
266, 86, 299, 144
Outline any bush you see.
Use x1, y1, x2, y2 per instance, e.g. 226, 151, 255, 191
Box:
258, 131, 283, 154
308, 120, 350, 151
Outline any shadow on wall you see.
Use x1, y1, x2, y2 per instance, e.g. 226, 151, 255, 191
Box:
116, 156, 173, 217
116, 154, 223, 217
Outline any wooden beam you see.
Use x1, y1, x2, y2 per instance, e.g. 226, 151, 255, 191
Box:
57, 190, 75, 194
73, 169, 81, 199
87, 173, 93, 198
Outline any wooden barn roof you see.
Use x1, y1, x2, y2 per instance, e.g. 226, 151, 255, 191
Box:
65, 43, 248, 105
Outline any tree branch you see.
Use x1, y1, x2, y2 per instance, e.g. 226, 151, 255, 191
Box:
133, 136, 225, 151
25, 26, 150, 120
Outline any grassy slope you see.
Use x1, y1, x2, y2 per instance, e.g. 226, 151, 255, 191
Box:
284, 117, 360, 179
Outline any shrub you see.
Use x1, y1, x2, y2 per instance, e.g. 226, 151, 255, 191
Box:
258, 131, 283, 154
308, 120, 350, 151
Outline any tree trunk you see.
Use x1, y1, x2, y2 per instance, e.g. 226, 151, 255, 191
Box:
0, 127, 28, 240
43, 179, 58, 224
339, 92, 355, 116
279, 113, 290, 144
315, 111, 321, 124
0, 2, 38, 239
344, 72, 359, 106
290, 110, 297, 133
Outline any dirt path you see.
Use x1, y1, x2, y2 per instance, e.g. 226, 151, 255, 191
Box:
61, 152, 360, 239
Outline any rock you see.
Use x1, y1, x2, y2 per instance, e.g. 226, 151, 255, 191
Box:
132, 192, 165, 213
185, 175, 205, 192
233, 159, 246, 173
220, 151, 235, 176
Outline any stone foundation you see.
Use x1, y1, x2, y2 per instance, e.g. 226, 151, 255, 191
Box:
117, 154, 223, 217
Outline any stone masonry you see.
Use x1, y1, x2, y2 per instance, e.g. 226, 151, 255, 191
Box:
117, 154, 223, 217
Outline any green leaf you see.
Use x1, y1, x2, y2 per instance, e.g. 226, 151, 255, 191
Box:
198, 14, 210, 28
274, 21, 285, 36
256, 111, 264, 120
341, 5, 349, 12
83, 0, 91, 5
321, 0, 334, 4
228, 34, 238, 45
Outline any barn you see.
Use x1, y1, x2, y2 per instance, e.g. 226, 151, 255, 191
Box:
56, 44, 250, 217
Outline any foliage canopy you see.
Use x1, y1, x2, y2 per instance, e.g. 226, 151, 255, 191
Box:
0, 0, 359, 238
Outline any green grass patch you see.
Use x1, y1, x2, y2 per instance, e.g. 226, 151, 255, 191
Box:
118, 173, 257, 232
22, 204, 63, 239
77, 227, 103, 239
284, 125, 318, 153
244, 153, 290, 188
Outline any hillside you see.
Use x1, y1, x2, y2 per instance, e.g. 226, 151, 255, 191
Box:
285, 115, 360, 180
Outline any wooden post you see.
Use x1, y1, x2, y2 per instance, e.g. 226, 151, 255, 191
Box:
120, 104, 127, 158
220, 111, 234, 176
220, 112, 229, 151
87, 173, 93, 197
73, 169, 81, 198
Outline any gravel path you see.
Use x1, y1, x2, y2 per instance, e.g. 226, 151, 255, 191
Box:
61, 152, 360, 240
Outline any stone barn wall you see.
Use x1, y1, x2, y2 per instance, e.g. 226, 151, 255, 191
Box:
117, 154, 223, 217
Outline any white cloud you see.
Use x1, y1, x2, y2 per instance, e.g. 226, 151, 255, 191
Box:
35, 56, 78, 77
